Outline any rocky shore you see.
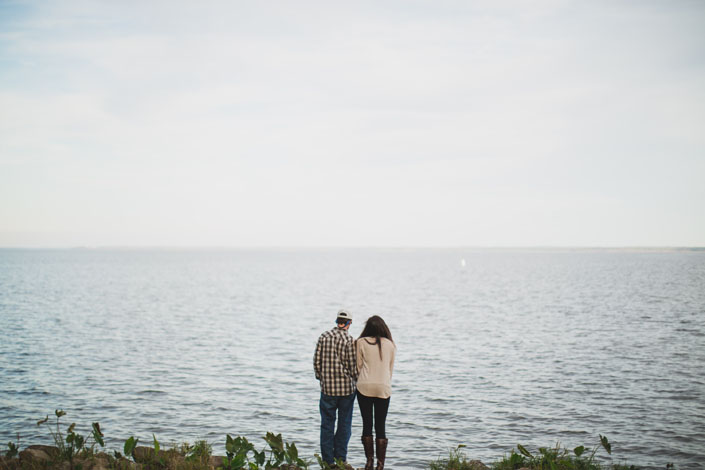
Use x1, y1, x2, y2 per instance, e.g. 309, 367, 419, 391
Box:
1, 444, 315, 470
1, 443, 492, 470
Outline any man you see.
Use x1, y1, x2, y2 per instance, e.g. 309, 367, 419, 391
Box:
314, 309, 358, 468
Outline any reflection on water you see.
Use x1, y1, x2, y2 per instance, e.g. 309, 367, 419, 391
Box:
1, 249, 704, 469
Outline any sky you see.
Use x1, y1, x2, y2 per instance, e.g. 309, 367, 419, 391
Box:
0, 0, 704, 247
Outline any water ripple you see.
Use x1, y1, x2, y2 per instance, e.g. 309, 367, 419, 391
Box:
1, 248, 704, 470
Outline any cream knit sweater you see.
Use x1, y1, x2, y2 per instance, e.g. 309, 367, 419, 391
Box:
356, 337, 396, 398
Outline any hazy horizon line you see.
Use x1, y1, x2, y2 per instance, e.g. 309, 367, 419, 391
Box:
1, 245, 703, 252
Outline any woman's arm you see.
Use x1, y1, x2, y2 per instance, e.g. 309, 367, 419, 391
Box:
356, 339, 363, 374
389, 342, 395, 378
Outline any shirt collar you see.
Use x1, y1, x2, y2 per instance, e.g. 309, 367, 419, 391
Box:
333, 326, 349, 336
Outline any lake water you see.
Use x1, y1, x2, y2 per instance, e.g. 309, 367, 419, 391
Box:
1, 248, 704, 469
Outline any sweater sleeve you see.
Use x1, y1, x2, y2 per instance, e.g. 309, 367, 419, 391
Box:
389, 343, 395, 378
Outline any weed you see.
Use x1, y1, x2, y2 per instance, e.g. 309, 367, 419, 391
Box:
182, 440, 212, 463
222, 432, 308, 470
313, 454, 350, 470
489, 435, 635, 470
123, 436, 139, 461
15, 409, 648, 470
36, 410, 105, 462
429, 444, 486, 470
5, 442, 19, 460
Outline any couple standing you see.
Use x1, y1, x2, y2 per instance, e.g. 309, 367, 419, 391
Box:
313, 310, 396, 470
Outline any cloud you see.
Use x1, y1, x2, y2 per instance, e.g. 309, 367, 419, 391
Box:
1, 0, 704, 246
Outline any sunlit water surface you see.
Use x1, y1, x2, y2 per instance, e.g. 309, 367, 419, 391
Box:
1, 249, 704, 469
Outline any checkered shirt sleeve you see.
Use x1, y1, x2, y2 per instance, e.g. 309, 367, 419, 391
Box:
314, 327, 357, 396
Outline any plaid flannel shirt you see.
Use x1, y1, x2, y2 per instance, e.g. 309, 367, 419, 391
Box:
314, 327, 357, 396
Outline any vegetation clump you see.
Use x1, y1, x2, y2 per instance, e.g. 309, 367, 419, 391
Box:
2, 410, 656, 470
429, 445, 487, 470
1, 410, 308, 470
430, 435, 643, 470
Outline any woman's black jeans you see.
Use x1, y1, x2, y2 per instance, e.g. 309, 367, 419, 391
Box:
357, 391, 390, 438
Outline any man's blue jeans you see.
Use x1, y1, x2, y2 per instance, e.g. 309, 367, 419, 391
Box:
319, 392, 356, 464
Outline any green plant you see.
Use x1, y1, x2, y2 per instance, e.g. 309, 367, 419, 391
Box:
36, 410, 105, 462
262, 433, 287, 468
182, 440, 212, 463
429, 444, 485, 470
5, 441, 19, 459
223, 434, 256, 470
490, 435, 627, 470
313, 454, 351, 470
152, 434, 166, 467
124, 436, 139, 461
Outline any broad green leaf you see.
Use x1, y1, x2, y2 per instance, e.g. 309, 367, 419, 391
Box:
600, 435, 612, 455
153, 434, 160, 454
92, 423, 105, 447
232, 454, 246, 469
124, 436, 138, 457
265, 432, 284, 452
574, 446, 586, 457
254, 449, 265, 465
517, 444, 533, 458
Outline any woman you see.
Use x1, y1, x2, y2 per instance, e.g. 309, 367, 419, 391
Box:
356, 315, 396, 470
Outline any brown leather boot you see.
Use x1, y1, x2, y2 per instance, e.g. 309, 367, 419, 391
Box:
375, 438, 388, 470
361, 435, 374, 470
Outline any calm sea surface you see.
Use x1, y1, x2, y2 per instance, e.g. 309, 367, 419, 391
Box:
1, 249, 704, 469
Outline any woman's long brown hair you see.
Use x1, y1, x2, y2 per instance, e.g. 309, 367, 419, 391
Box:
358, 315, 393, 359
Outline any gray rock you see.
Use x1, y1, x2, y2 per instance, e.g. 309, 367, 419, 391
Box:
467, 460, 489, 470
19, 448, 51, 464
0, 455, 19, 470
26, 445, 60, 458
112, 458, 136, 470
208, 455, 226, 468
86, 456, 110, 470
131, 446, 152, 463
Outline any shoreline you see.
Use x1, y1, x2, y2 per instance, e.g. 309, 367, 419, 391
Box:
1, 428, 641, 470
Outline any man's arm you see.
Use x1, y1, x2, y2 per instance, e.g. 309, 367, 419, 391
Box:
314, 337, 322, 380
356, 340, 363, 376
